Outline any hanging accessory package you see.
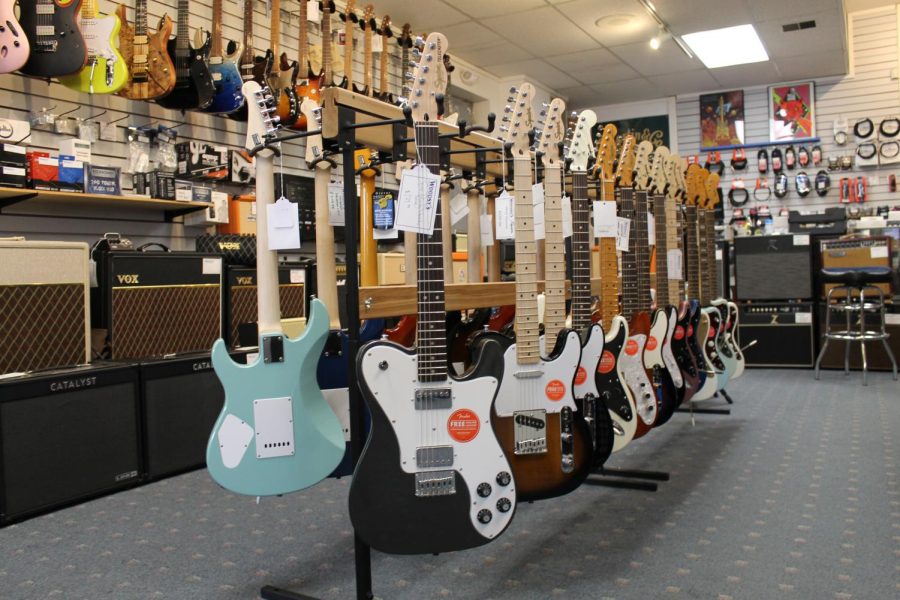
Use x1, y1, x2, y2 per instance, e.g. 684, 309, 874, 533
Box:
728, 178, 749, 206
731, 148, 747, 170
771, 148, 783, 172
754, 177, 771, 201
774, 172, 789, 198
815, 170, 831, 197
784, 145, 797, 170
758, 149, 769, 173
795, 171, 811, 197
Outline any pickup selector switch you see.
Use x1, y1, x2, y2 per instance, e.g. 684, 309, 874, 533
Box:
495, 471, 511, 486
496, 497, 511, 513
477, 482, 492, 497
477, 509, 492, 524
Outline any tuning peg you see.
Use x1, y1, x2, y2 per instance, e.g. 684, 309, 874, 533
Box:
501, 116, 510, 123
402, 84, 412, 92
411, 47, 421, 57
499, 125, 509, 132
414, 35, 424, 47
506, 96, 515, 103
508, 86, 517, 93
503, 106, 513, 113
539, 110, 546, 117
408, 60, 418, 68
405, 71, 414, 79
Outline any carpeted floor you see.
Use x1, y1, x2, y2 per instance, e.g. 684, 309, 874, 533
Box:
1, 368, 897, 600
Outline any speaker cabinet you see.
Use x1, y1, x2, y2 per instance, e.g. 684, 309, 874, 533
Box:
734, 235, 813, 301
737, 302, 815, 368
223, 265, 307, 349
0, 363, 142, 525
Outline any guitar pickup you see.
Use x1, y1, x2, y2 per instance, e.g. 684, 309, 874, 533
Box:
514, 409, 547, 455
415, 470, 456, 497
414, 388, 451, 410
560, 406, 575, 473
415, 445, 454, 468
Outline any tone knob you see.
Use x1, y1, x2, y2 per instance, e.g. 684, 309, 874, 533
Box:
477, 509, 492, 524
496, 497, 512, 513
495, 471, 511, 486
476, 482, 492, 498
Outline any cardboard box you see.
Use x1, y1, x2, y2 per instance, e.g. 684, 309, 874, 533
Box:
176, 142, 229, 180
84, 164, 120, 195
0, 143, 27, 167
229, 149, 254, 184
59, 139, 91, 164
57, 155, 85, 192
174, 180, 193, 202
0, 165, 27, 188
27, 152, 58, 190
184, 190, 230, 226
192, 186, 212, 204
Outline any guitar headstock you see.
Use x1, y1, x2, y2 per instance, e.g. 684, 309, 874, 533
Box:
564, 109, 597, 172
594, 123, 617, 181
633, 140, 653, 191
703, 171, 721, 210
319, 0, 335, 14
400, 23, 412, 46
380, 15, 392, 37
361, 4, 375, 30
650, 144, 669, 194
616, 134, 636, 188
537, 98, 566, 166
300, 98, 324, 165
242, 81, 279, 153
344, 0, 357, 23
664, 153, 682, 201
501, 83, 535, 156
406, 32, 448, 123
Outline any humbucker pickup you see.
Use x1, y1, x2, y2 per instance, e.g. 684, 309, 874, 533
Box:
514, 409, 547, 455
415, 470, 456, 497
416, 445, 454, 468
414, 388, 451, 410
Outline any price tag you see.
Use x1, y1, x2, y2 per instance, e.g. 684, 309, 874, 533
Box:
593, 200, 617, 238
715, 249, 723, 261
616, 217, 631, 252
449, 190, 468, 225
396, 164, 441, 234
494, 191, 515, 241
667, 249, 683, 280
792, 234, 810, 246
328, 182, 344, 226
202, 257, 222, 275
266, 196, 301, 250
480, 214, 494, 247
561, 195, 572, 238
531, 183, 544, 206
533, 201, 545, 240
307, 0, 320, 22
647, 213, 655, 246
372, 34, 383, 53
871, 245, 889, 259
794, 312, 812, 324
290, 269, 305, 283
886, 313, 900, 325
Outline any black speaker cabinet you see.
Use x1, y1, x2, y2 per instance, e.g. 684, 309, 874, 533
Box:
138, 351, 247, 480
223, 265, 307, 349
737, 302, 816, 368
816, 304, 900, 371
0, 363, 142, 525
734, 235, 813, 300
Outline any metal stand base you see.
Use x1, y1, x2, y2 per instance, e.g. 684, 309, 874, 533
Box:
260, 585, 323, 600
583, 476, 658, 492
599, 467, 670, 481
675, 406, 731, 415
719, 390, 735, 404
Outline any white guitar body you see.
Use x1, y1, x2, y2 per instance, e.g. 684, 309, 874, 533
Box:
574, 324, 603, 400
691, 311, 719, 401
605, 317, 638, 452
644, 309, 670, 378
622, 333, 657, 427
358, 343, 516, 540
656, 307, 683, 389
728, 301, 746, 378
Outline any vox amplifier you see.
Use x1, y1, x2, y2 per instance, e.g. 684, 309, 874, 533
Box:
92, 251, 223, 360
224, 265, 308, 349
737, 302, 816, 367
0, 240, 91, 375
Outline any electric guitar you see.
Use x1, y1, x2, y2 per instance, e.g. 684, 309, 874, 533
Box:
0, 0, 29, 74
59, 0, 127, 94
349, 33, 517, 554
205, 82, 344, 496
269, 0, 296, 100
337, 0, 357, 89
591, 123, 638, 452
375, 14, 393, 103
353, 4, 375, 95
563, 109, 615, 466
471, 84, 592, 501
117, 0, 175, 100
18, 0, 86, 77
280, 0, 320, 129
201, 0, 244, 114
156, 0, 215, 110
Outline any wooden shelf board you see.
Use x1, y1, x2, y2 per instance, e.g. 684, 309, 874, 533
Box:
0, 186, 211, 220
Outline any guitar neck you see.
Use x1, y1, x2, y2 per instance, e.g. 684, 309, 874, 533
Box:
343, 14, 353, 87
297, 0, 309, 74
135, 0, 148, 37
653, 194, 669, 306
254, 151, 283, 333
211, 0, 223, 57
314, 165, 340, 328
270, 0, 281, 58
241, 0, 254, 66
598, 176, 619, 331
685, 205, 702, 302
666, 198, 682, 305
176, 0, 190, 52
399, 39, 409, 98
513, 155, 540, 365
82, 0, 98, 19
466, 187, 482, 283
633, 189, 652, 314
379, 34, 389, 95
620, 186, 638, 318
570, 171, 592, 331
705, 209, 718, 300
440, 184, 453, 284
363, 28, 373, 94
542, 161, 566, 342
322, 6, 332, 83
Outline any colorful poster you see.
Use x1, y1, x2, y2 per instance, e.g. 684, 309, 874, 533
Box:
700, 90, 744, 147
769, 82, 816, 141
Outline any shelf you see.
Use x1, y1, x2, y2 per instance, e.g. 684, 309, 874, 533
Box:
0, 187, 211, 221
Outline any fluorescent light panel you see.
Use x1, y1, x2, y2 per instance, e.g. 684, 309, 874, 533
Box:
682, 24, 768, 69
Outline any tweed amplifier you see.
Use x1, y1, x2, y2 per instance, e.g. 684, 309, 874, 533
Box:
820, 236, 893, 299
736, 302, 815, 368
91, 249, 223, 360
734, 235, 814, 300
224, 265, 308, 348
0, 239, 91, 375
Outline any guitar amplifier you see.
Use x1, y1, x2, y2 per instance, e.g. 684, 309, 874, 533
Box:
92, 250, 223, 360
0, 363, 142, 525
816, 304, 900, 371
820, 236, 893, 299
224, 264, 308, 348
737, 302, 815, 367
734, 234, 813, 300
0, 240, 91, 375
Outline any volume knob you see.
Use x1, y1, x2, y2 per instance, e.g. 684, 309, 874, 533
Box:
496, 497, 512, 513
476, 482, 492, 498
495, 471, 511, 486
477, 509, 492, 524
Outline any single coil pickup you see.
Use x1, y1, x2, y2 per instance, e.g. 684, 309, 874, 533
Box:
513, 369, 544, 379
414, 387, 452, 410
560, 406, 575, 473
414, 470, 456, 497
514, 413, 546, 430
415, 445, 454, 468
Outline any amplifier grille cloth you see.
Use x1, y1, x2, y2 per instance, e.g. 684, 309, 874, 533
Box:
0, 284, 85, 374
230, 284, 305, 344
111, 285, 220, 359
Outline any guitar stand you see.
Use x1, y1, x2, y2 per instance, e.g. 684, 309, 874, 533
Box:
584, 465, 671, 492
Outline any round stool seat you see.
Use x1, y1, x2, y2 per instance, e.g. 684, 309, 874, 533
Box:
820, 266, 893, 287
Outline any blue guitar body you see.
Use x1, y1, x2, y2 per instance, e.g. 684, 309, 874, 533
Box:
203, 53, 245, 115
206, 299, 345, 496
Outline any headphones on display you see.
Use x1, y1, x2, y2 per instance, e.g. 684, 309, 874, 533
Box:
815, 170, 831, 197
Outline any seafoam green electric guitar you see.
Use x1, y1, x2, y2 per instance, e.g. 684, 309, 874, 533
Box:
205, 81, 344, 497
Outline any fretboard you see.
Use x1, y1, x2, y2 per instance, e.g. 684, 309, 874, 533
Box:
399, 40, 409, 98
241, 0, 254, 67
598, 176, 619, 331
270, 0, 282, 59
543, 161, 566, 343
570, 171, 592, 331
705, 209, 718, 301
633, 189, 652, 313
653, 194, 669, 306
211, 0, 223, 57
363, 26, 373, 95
379, 32, 389, 95
298, 0, 309, 75
666, 198, 683, 305
322, 6, 332, 83
343, 13, 353, 87
414, 123, 448, 382
176, 0, 189, 52
685, 205, 701, 302
513, 154, 540, 365
136, 0, 148, 37
620, 186, 638, 318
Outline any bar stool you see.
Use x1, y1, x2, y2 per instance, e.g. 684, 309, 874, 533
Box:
815, 266, 898, 385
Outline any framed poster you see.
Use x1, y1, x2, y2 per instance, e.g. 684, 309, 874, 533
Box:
592, 114, 669, 150
700, 90, 744, 148
769, 82, 816, 141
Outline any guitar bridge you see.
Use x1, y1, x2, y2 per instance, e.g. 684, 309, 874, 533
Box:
414, 470, 456, 497
513, 409, 547, 455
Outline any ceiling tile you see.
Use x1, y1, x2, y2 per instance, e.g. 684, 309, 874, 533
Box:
445, 0, 548, 19
611, 40, 702, 76
647, 69, 721, 96
774, 50, 847, 81
460, 42, 535, 67
359, 0, 470, 28
481, 6, 602, 56
545, 48, 622, 71
556, 85, 604, 109
483, 59, 581, 89
555, 0, 658, 47
573, 62, 641, 85
747, 0, 843, 23
756, 11, 845, 58
709, 61, 783, 89
590, 78, 660, 104
435, 21, 500, 51
656, 0, 755, 33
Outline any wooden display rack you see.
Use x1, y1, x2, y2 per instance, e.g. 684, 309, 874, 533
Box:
0, 186, 210, 221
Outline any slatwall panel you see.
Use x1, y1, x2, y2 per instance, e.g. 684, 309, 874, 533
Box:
0, 0, 406, 250
675, 6, 900, 224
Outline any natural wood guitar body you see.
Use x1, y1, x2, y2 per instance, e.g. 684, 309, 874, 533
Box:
117, 9, 175, 100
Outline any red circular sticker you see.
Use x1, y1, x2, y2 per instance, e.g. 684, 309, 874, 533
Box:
545, 379, 566, 401
447, 409, 480, 443
575, 366, 587, 385
688, 325, 694, 337
625, 339, 640, 356
674, 325, 685, 340
598, 350, 616, 374
708, 326, 716, 339
646, 336, 658, 351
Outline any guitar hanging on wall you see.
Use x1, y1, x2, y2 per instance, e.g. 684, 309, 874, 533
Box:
18, 0, 86, 78
205, 82, 345, 497
59, 0, 128, 94
354, 4, 375, 95
201, 0, 244, 114
349, 33, 518, 555
155, 0, 215, 110
0, 0, 29, 74
280, 0, 320, 129
117, 0, 175, 100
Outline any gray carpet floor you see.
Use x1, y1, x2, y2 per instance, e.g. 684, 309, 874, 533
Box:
1, 368, 898, 600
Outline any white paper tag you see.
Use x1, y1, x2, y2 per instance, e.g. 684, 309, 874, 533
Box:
616, 217, 631, 252
328, 182, 344, 226
594, 200, 617, 238
794, 312, 812, 324
266, 197, 301, 250
202, 257, 222, 275
290, 269, 305, 284
449, 190, 468, 225
307, 0, 320, 22
372, 34, 383, 53
871, 245, 889, 258
885, 313, 900, 325
561, 195, 572, 238
494, 191, 516, 241
100, 121, 118, 142
667, 249, 683, 280
793, 234, 810, 246
396, 163, 441, 234
531, 183, 544, 206
715, 249, 723, 261
480, 214, 494, 247
647, 213, 655, 246
533, 202, 545, 240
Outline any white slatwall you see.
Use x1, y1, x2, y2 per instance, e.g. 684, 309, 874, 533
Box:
675, 6, 900, 224
0, 0, 406, 250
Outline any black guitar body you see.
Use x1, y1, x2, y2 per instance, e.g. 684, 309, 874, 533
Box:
649, 310, 679, 428
671, 302, 701, 405
157, 35, 216, 111
577, 325, 615, 469
18, 0, 86, 77
594, 321, 635, 431
447, 308, 490, 371
348, 338, 508, 555
687, 300, 708, 389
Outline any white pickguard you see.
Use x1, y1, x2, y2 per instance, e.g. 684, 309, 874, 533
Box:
660, 307, 683, 388
606, 317, 637, 453
81, 17, 119, 61
575, 325, 603, 400
643, 310, 668, 371
729, 302, 746, 379
691, 313, 719, 401
359, 345, 515, 540
621, 334, 657, 426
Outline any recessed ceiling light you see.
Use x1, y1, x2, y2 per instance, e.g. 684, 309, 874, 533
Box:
682, 24, 769, 68
595, 13, 636, 29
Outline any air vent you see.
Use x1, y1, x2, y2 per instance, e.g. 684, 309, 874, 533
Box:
782, 20, 816, 32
